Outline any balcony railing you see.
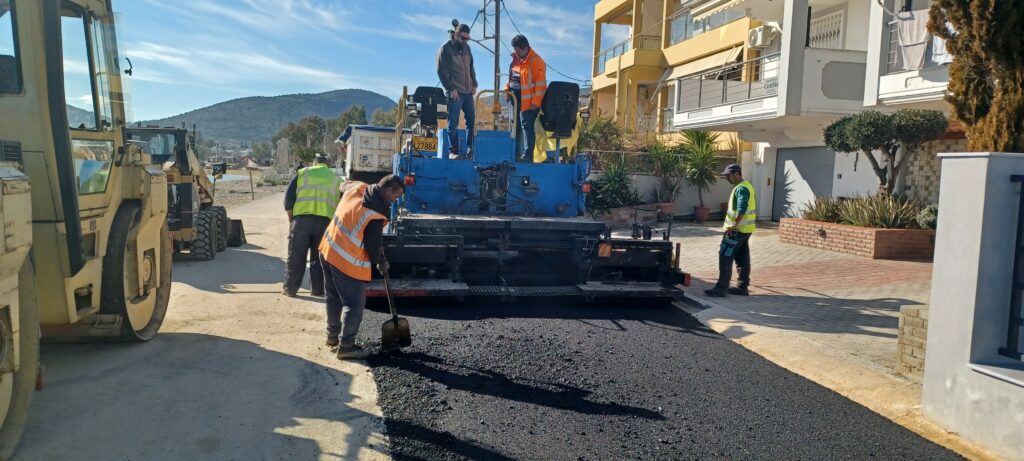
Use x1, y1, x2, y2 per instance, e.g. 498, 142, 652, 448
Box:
595, 33, 662, 74
636, 115, 659, 133
885, 16, 949, 74
676, 53, 781, 112
668, 8, 745, 47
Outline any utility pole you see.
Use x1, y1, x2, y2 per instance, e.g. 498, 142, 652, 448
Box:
493, 0, 501, 130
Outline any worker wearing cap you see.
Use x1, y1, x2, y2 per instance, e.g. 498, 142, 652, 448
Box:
705, 164, 756, 297
283, 154, 342, 297
319, 175, 405, 359
437, 22, 478, 160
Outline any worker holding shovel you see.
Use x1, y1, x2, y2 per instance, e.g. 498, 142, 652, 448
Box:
318, 175, 406, 359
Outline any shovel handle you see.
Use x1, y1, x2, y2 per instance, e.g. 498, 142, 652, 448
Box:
379, 248, 398, 318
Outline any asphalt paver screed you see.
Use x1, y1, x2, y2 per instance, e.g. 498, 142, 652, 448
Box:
362, 299, 961, 461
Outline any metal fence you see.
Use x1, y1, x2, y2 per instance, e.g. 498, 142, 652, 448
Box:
1000, 175, 1024, 361
676, 53, 781, 112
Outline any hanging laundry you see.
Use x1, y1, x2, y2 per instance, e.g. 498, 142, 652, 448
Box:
931, 22, 954, 65
896, 10, 929, 71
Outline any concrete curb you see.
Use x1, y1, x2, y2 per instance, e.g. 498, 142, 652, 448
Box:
679, 293, 1000, 461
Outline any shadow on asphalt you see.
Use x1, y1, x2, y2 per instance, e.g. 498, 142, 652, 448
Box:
380, 351, 664, 420
23, 333, 383, 460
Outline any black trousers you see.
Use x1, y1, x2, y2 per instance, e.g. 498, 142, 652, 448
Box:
715, 231, 751, 290
285, 214, 330, 293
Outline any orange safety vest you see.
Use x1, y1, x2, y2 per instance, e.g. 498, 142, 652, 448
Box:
318, 183, 388, 281
508, 48, 547, 111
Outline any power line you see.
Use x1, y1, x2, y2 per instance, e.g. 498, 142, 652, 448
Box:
499, 0, 589, 83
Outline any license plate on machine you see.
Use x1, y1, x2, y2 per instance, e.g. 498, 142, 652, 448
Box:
412, 136, 437, 152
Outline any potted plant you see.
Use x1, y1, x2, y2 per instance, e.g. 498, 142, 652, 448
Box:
681, 130, 720, 222
645, 142, 683, 215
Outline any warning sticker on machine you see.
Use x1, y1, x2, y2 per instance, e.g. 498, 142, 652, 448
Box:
412, 136, 438, 152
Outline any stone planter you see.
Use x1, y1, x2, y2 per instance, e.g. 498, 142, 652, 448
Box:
779, 218, 935, 259
693, 206, 710, 222
595, 205, 658, 227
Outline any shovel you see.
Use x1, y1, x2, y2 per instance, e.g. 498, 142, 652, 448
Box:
380, 255, 412, 351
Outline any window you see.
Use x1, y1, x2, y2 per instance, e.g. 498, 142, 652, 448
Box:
0, 0, 19, 93
61, 4, 114, 131
128, 131, 177, 164
89, 15, 113, 129
62, 10, 95, 130
72, 139, 113, 194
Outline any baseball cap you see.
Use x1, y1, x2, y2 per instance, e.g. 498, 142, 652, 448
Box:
720, 164, 741, 176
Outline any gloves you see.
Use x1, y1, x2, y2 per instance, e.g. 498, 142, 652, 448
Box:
377, 259, 390, 275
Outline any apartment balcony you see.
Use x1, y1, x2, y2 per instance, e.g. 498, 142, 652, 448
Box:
671, 47, 868, 140
594, 34, 663, 76
869, 3, 950, 109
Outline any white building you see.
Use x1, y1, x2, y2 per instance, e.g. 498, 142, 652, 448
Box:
664, 0, 963, 220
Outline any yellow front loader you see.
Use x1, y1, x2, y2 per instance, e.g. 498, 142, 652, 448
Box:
0, 0, 172, 456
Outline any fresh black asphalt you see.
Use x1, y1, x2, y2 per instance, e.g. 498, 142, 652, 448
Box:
360, 298, 961, 460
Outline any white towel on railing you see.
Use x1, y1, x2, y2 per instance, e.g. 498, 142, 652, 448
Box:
896, 10, 929, 70
931, 22, 954, 65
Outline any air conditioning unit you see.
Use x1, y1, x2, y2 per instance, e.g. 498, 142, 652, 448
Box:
747, 25, 778, 49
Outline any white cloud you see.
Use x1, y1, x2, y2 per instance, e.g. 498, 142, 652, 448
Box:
64, 59, 90, 75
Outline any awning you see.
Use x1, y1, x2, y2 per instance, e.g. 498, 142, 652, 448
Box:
665, 46, 743, 80
692, 0, 748, 21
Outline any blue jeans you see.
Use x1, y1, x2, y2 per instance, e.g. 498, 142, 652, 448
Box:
323, 262, 366, 347
521, 108, 539, 161
447, 92, 475, 156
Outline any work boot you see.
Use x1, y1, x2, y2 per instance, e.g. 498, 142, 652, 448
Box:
337, 344, 371, 360
727, 286, 749, 296
448, 147, 461, 160
704, 288, 727, 297
465, 147, 474, 160
325, 337, 339, 348
311, 290, 325, 298
282, 287, 297, 297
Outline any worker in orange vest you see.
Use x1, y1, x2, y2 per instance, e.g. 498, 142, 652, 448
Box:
508, 35, 546, 162
318, 175, 405, 359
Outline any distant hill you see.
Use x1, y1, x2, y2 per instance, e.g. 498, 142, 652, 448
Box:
67, 105, 96, 128
139, 89, 395, 142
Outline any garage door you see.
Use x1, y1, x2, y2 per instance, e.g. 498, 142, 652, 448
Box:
772, 147, 836, 220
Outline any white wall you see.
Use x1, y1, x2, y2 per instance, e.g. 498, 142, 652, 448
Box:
832, 150, 882, 197
924, 152, 1024, 461
746, 143, 778, 220
843, 0, 871, 52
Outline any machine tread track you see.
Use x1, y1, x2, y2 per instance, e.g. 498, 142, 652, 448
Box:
191, 208, 217, 261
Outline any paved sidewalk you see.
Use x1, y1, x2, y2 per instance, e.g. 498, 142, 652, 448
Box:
669, 221, 932, 375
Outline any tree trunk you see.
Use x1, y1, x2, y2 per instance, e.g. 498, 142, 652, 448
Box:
860, 150, 888, 194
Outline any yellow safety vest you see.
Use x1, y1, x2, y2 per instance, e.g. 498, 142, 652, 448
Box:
293, 164, 341, 218
724, 180, 757, 233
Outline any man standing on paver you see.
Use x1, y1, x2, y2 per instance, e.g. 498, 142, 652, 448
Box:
437, 21, 478, 160
283, 154, 342, 297
705, 164, 756, 297
319, 175, 405, 359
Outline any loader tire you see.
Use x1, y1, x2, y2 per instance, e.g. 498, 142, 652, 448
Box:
0, 258, 41, 459
191, 208, 217, 261
212, 206, 228, 252
100, 202, 172, 342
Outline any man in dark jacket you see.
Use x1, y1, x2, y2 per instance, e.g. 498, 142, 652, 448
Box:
436, 22, 478, 160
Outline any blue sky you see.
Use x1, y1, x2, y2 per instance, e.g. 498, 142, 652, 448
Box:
109, 0, 618, 121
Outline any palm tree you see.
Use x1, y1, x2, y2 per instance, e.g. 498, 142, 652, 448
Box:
681, 130, 721, 209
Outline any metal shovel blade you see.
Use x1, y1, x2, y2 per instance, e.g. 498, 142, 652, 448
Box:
381, 316, 412, 350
